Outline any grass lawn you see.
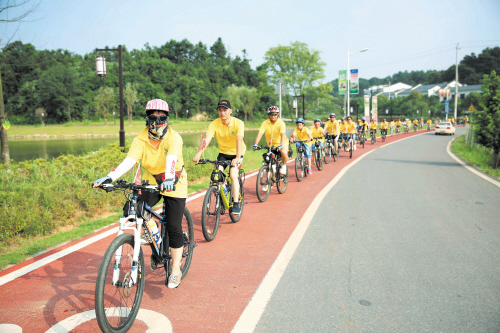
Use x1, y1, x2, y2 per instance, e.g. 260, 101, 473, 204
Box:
451, 135, 500, 180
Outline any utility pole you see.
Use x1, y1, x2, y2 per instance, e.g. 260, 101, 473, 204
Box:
0, 68, 10, 164
454, 43, 460, 121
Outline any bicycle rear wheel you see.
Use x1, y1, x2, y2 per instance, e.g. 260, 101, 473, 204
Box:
201, 186, 220, 242
349, 141, 353, 159
295, 155, 304, 182
256, 165, 271, 202
276, 163, 289, 194
361, 136, 365, 148
230, 177, 244, 223
95, 234, 145, 333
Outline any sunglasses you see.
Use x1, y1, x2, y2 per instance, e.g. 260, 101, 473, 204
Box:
269, 113, 278, 116
147, 115, 168, 122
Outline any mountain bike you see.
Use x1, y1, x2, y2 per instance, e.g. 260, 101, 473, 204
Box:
381, 129, 387, 142
390, 127, 394, 136
254, 145, 289, 202
413, 124, 417, 132
427, 124, 431, 131
396, 126, 401, 135
346, 134, 353, 158
312, 137, 324, 171
196, 159, 245, 242
94, 181, 195, 333
419, 122, 423, 130
292, 140, 310, 182
370, 129, 376, 144
404, 125, 409, 134
323, 134, 338, 163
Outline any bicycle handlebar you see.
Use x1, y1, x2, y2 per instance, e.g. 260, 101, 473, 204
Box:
100, 181, 160, 193
196, 159, 232, 166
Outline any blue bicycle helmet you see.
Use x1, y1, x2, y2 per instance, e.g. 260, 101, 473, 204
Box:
383, 119, 386, 121
295, 118, 305, 124
314, 118, 321, 123
330, 113, 336, 117
361, 117, 365, 121
414, 118, 417, 120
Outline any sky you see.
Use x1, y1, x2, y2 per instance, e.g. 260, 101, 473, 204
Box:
2, 0, 500, 83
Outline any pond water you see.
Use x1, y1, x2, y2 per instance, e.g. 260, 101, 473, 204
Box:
8, 129, 296, 162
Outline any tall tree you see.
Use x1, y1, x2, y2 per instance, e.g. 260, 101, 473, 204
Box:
124, 82, 138, 125
474, 70, 500, 168
94, 86, 115, 126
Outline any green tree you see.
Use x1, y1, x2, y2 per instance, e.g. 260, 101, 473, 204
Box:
94, 86, 115, 125
124, 82, 138, 125
474, 70, 500, 168
226, 85, 258, 121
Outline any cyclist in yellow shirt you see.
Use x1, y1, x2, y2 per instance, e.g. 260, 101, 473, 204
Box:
413, 118, 419, 131
253, 106, 289, 175
193, 100, 246, 215
369, 119, 378, 141
396, 119, 402, 134
357, 117, 368, 144
381, 119, 389, 138
291, 118, 313, 174
426, 118, 433, 130
345, 116, 357, 151
323, 113, 340, 153
390, 120, 396, 136
419, 116, 424, 129
465, 116, 469, 124
93, 99, 187, 289
451, 117, 455, 125
310, 119, 325, 165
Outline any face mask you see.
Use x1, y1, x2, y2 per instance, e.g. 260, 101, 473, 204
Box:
146, 116, 169, 140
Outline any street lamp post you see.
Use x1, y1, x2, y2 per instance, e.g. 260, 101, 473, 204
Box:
95, 45, 125, 150
186, 110, 189, 124
347, 48, 369, 117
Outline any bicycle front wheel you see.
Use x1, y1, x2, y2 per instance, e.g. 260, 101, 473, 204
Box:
323, 145, 332, 164
95, 234, 145, 333
315, 150, 323, 170
295, 155, 304, 182
230, 177, 244, 223
180, 207, 195, 278
256, 165, 271, 202
201, 186, 220, 242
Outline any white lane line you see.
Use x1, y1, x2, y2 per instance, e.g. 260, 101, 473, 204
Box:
447, 139, 500, 188
231, 131, 429, 333
0, 162, 281, 285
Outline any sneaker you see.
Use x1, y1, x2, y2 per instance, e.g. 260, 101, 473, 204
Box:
354, 145, 357, 151
280, 165, 287, 174
231, 202, 241, 215
262, 185, 269, 192
346, 147, 350, 151
308, 168, 312, 175
166, 272, 182, 289
321, 151, 325, 157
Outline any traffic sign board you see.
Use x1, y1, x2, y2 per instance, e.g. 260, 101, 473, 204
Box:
468, 104, 475, 111
445, 100, 450, 114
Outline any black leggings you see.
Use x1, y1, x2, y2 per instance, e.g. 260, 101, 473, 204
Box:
137, 191, 186, 249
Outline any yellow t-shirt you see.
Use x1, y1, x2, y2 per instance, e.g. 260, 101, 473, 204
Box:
292, 127, 312, 146
258, 119, 289, 147
127, 128, 187, 198
310, 126, 325, 143
413, 120, 418, 125
346, 122, 357, 134
324, 119, 340, 135
207, 117, 246, 155
420, 118, 424, 123
427, 119, 432, 125
358, 122, 367, 131
396, 121, 402, 126
390, 121, 395, 127
370, 122, 377, 130
381, 121, 389, 129
339, 123, 347, 133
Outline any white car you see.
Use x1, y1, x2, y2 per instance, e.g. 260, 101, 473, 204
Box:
435, 122, 455, 135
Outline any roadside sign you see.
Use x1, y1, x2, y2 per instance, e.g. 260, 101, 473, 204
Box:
445, 100, 450, 114
2, 120, 10, 130
468, 104, 475, 111
293, 99, 297, 109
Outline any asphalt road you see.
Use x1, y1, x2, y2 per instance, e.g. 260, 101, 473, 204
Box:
255, 128, 500, 332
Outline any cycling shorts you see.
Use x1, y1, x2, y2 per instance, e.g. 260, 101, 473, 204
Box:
311, 141, 324, 152
217, 153, 244, 171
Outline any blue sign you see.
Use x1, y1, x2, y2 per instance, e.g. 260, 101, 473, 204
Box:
445, 100, 449, 114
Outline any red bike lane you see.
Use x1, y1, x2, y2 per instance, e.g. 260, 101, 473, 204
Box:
0, 129, 431, 332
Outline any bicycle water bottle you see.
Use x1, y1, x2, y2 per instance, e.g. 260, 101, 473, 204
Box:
222, 184, 229, 197
147, 219, 162, 245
